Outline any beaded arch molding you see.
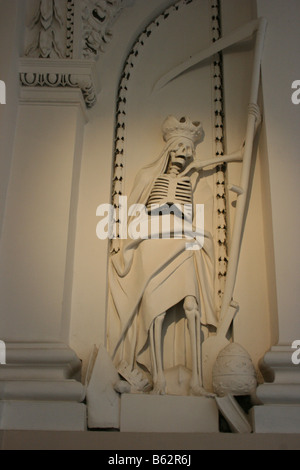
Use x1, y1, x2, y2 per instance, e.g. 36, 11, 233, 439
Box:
111, 0, 228, 312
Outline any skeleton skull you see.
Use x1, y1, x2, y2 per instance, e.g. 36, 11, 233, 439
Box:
168, 137, 195, 172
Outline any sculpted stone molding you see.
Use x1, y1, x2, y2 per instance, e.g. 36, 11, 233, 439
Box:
256, 346, 300, 405
25, 0, 133, 60
81, 0, 132, 60
25, 0, 66, 59
19, 58, 99, 108
22, 0, 133, 107
66, 0, 75, 59
0, 342, 86, 431
210, 0, 228, 313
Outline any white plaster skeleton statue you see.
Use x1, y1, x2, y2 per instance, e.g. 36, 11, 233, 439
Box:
107, 112, 259, 396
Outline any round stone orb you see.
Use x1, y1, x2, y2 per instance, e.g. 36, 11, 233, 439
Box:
212, 343, 257, 397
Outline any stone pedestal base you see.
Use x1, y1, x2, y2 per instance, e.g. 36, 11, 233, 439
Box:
120, 394, 219, 433
0, 343, 86, 431
0, 401, 86, 431
251, 405, 300, 433
251, 345, 300, 433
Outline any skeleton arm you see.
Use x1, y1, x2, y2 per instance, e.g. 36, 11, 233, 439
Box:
182, 103, 261, 177
181, 150, 243, 177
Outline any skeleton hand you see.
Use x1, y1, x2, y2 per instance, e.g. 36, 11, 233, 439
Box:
110, 238, 120, 255
248, 103, 262, 130
191, 159, 205, 171
180, 159, 205, 176
239, 104, 262, 152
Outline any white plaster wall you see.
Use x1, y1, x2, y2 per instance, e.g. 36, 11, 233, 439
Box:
256, 0, 300, 345
0, 0, 26, 240
0, 98, 85, 341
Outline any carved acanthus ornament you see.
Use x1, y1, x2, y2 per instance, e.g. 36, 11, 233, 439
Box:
25, 0, 65, 59
21, 0, 133, 107
82, 0, 128, 59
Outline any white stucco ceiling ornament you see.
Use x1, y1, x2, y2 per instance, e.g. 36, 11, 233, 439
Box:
25, 0, 65, 59
81, 0, 134, 59
22, 0, 133, 108
25, 0, 134, 60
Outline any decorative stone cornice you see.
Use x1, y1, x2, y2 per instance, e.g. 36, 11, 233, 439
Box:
81, 0, 131, 60
19, 57, 100, 108
25, 0, 66, 59
25, 0, 131, 60
21, 0, 134, 108
256, 345, 300, 405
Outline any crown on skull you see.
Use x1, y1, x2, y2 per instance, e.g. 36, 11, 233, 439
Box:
162, 115, 205, 145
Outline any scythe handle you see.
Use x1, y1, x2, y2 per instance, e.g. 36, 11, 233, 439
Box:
218, 18, 267, 327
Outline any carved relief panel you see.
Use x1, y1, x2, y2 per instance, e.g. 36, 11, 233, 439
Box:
21, 0, 133, 108
24, 0, 131, 61
105, 0, 268, 403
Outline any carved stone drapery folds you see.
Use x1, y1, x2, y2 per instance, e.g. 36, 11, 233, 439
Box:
21, 0, 133, 107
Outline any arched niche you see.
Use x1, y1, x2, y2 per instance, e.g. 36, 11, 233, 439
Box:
106, 0, 273, 389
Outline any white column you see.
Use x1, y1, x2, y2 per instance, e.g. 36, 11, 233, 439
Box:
0, 85, 89, 431
0, 0, 101, 430
0, 0, 26, 239
0, 86, 87, 342
252, 0, 300, 432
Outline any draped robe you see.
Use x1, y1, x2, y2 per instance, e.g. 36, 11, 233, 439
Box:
107, 136, 217, 379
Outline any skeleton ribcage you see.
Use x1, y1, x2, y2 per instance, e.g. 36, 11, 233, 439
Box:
146, 174, 193, 211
